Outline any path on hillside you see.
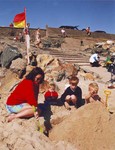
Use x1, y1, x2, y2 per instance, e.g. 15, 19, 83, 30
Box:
39, 37, 103, 66
40, 48, 90, 66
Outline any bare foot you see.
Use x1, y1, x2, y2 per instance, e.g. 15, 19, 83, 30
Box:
64, 102, 71, 110
7, 114, 16, 122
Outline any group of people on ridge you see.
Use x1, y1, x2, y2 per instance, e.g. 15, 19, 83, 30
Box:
12, 23, 41, 48
6, 67, 105, 122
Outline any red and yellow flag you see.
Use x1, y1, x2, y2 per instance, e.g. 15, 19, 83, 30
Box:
13, 12, 26, 28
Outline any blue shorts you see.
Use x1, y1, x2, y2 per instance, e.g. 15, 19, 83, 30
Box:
6, 103, 26, 114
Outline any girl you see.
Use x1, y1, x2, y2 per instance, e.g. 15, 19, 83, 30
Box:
6, 67, 44, 122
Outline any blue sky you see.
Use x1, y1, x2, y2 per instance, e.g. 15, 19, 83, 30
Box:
0, 0, 115, 34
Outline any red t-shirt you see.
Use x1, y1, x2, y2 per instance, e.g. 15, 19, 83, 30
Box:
6, 79, 39, 107
44, 90, 58, 100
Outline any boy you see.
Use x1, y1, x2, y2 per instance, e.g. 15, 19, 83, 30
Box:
61, 76, 82, 110
85, 82, 104, 104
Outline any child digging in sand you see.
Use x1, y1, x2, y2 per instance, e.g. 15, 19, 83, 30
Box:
6, 67, 45, 122
85, 82, 105, 104
61, 76, 82, 110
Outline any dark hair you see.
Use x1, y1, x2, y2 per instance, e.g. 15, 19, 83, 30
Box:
95, 50, 99, 54
26, 67, 44, 83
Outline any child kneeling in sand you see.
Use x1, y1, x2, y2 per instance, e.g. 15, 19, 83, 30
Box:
44, 83, 58, 105
85, 82, 104, 104
61, 76, 82, 110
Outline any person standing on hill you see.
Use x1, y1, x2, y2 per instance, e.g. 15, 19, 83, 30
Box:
61, 28, 66, 37
23, 23, 31, 64
34, 28, 41, 48
6, 67, 45, 122
86, 27, 91, 36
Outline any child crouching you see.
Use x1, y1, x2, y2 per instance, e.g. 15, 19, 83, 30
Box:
61, 76, 82, 110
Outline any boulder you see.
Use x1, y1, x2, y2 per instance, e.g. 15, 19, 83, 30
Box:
0, 46, 22, 68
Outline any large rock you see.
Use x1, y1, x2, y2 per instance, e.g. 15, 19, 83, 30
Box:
0, 70, 20, 94
0, 46, 22, 68
36, 54, 59, 69
36, 54, 78, 82
10, 58, 27, 71
10, 58, 27, 78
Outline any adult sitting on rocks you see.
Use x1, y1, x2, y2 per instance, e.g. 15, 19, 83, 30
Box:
89, 51, 100, 67
6, 67, 45, 122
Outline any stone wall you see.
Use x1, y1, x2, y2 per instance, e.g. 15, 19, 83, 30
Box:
0, 26, 115, 40
46, 26, 115, 40
0, 27, 46, 38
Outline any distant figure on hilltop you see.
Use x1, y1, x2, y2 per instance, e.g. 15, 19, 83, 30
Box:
34, 28, 41, 48
86, 27, 91, 36
23, 23, 30, 35
23, 23, 30, 64
80, 40, 84, 46
61, 28, 66, 37
19, 32, 25, 42
9, 23, 15, 36
9, 23, 13, 28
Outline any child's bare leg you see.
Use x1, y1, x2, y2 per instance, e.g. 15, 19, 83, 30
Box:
7, 114, 16, 122
19, 104, 33, 112
65, 95, 71, 110
7, 108, 34, 122
7, 104, 35, 122
64, 101, 71, 110
71, 95, 77, 106
16, 108, 34, 117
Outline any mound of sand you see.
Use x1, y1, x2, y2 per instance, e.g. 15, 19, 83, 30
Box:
49, 102, 115, 150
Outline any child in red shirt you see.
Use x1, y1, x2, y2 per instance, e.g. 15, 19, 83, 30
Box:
44, 83, 58, 105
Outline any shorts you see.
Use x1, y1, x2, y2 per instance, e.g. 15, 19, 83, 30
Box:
6, 103, 26, 114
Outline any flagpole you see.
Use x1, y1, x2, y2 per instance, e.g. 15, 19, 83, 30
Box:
24, 7, 30, 65
24, 7, 26, 28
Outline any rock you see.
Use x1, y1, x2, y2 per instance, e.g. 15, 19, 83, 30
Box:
0, 45, 22, 68
0, 68, 6, 78
10, 58, 27, 70
36, 54, 55, 69
0, 70, 19, 94
10, 58, 27, 78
